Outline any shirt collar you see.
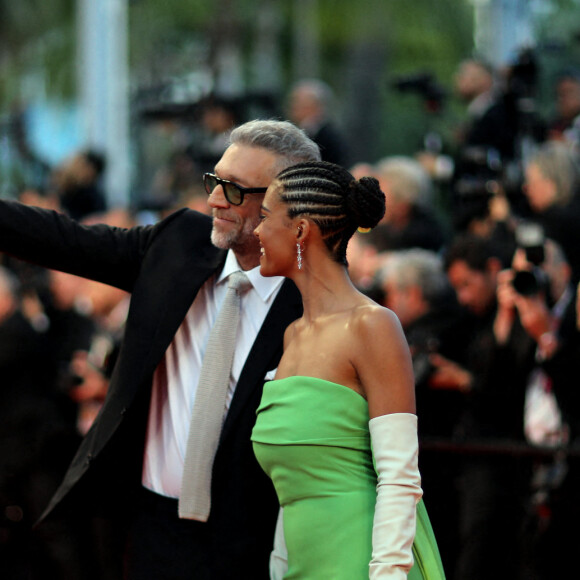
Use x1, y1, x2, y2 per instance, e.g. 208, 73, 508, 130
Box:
217, 250, 285, 302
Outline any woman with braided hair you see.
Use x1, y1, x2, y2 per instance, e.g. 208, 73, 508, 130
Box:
251, 161, 445, 579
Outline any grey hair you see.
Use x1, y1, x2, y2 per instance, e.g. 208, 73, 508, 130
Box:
374, 156, 433, 207
291, 78, 334, 110
528, 141, 580, 205
380, 249, 449, 306
229, 119, 321, 173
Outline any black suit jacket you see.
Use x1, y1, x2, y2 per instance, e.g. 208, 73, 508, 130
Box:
0, 200, 302, 578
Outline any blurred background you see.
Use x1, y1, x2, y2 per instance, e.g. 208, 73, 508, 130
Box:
0, 0, 579, 212
3, 2, 580, 579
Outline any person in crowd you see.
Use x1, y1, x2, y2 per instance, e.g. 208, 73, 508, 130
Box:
417, 58, 518, 236
436, 233, 535, 580
497, 236, 579, 446
0, 266, 87, 579
369, 156, 448, 253
0, 119, 321, 580
288, 78, 350, 166
44, 255, 132, 580
380, 249, 470, 438
451, 57, 518, 162
379, 248, 471, 574
188, 95, 241, 176
50, 150, 107, 221
418, 57, 518, 181
522, 140, 580, 284
64, 209, 133, 435
251, 160, 445, 579
495, 236, 580, 579
546, 68, 580, 143
67, 276, 129, 436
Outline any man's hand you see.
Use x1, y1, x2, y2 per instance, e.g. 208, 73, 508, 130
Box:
428, 353, 472, 392
513, 293, 552, 343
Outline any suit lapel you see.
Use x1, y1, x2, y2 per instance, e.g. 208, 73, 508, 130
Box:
111, 230, 227, 407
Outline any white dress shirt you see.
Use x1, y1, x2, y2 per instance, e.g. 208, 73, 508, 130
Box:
142, 250, 284, 498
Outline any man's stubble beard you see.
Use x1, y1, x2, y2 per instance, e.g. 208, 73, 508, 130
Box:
211, 214, 261, 256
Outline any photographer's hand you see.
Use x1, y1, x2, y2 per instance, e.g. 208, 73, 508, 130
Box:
513, 293, 552, 342
513, 293, 558, 359
427, 353, 472, 393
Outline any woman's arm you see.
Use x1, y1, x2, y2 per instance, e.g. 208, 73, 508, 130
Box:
354, 306, 416, 418
369, 413, 422, 579
353, 305, 422, 579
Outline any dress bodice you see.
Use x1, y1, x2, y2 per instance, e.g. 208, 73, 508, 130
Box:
252, 375, 446, 579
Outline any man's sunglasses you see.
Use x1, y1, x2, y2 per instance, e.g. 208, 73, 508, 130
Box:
203, 173, 268, 206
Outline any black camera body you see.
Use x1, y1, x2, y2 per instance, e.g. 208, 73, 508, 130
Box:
511, 222, 549, 296
512, 267, 549, 296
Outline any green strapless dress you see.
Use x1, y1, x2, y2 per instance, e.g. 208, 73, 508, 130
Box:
251, 376, 445, 579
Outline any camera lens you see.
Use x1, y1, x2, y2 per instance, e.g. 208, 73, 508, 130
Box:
512, 270, 539, 296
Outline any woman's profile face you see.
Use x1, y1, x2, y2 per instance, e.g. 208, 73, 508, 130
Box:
523, 162, 557, 212
254, 184, 298, 278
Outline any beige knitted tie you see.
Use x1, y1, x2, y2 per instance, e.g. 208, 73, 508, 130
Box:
179, 270, 251, 521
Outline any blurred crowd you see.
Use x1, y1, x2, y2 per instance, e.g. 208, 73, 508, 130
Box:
3, 57, 580, 579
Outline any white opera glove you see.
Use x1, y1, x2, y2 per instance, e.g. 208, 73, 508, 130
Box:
269, 507, 288, 580
369, 413, 422, 579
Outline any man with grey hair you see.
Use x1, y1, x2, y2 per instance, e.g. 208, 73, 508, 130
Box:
288, 78, 349, 166
380, 249, 469, 420
0, 119, 320, 579
370, 156, 447, 253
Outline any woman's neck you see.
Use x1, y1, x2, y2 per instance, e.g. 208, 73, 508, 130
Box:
294, 260, 361, 322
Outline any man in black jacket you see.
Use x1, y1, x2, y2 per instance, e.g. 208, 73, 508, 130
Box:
0, 119, 320, 579
438, 233, 535, 580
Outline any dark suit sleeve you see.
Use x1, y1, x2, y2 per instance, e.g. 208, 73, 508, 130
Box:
0, 199, 184, 291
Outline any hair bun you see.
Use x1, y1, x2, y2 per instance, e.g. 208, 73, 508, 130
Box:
346, 176, 386, 229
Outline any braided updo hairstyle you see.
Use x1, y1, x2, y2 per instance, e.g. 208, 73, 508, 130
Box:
275, 160, 386, 265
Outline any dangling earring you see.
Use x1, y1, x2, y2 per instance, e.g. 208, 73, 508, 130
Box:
297, 243, 303, 270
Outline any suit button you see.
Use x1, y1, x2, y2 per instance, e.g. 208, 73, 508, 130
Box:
121, 408, 127, 416
85, 453, 93, 467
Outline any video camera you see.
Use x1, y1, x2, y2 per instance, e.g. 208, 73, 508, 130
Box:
391, 72, 447, 113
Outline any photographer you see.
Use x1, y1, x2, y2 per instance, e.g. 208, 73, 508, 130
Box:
417, 58, 518, 184
435, 233, 535, 580
496, 232, 577, 441
496, 232, 580, 578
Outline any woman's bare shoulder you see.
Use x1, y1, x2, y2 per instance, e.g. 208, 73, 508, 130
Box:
350, 300, 402, 337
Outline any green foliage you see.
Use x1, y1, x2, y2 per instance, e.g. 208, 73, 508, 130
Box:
0, 0, 76, 105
